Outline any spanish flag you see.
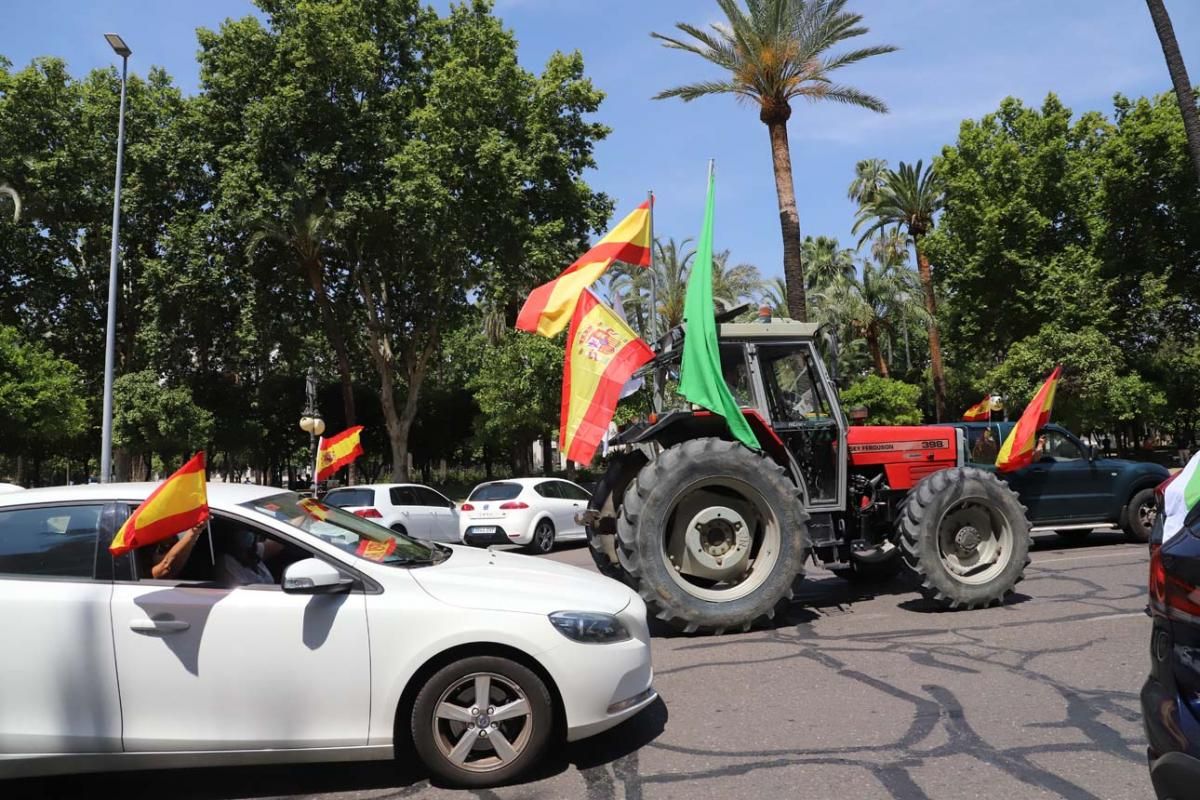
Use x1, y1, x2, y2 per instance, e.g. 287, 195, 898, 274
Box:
517, 201, 652, 337
996, 366, 1062, 473
317, 425, 364, 481
560, 289, 654, 464
109, 452, 209, 556
962, 395, 999, 421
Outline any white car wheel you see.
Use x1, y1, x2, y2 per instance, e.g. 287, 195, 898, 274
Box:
411, 655, 552, 787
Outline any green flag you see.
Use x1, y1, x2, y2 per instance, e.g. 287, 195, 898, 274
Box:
678, 164, 761, 450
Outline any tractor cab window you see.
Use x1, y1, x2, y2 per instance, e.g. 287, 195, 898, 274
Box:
968, 425, 1003, 465
758, 344, 840, 506
719, 343, 755, 408
760, 348, 831, 425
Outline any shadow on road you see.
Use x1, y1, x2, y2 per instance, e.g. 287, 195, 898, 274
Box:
5, 697, 668, 800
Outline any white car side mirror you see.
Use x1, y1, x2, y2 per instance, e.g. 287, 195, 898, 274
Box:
282, 558, 354, 595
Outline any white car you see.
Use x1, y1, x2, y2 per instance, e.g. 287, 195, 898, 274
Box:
0, 483, 655, 787
322, 483, 459, 542
459, 478, 592, 554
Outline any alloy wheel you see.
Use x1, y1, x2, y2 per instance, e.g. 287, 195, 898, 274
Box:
431, 672, 533, 773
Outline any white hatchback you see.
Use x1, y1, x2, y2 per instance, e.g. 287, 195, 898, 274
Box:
459, 478, 592, 554
0, 483, 655, 788
322, 483, 459, 542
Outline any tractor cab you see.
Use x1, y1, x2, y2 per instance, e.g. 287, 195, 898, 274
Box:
614, 319, 848, 512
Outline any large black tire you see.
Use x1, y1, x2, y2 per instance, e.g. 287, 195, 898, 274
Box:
616, 437, 808, 634
1122, 487, 1156, 544
411, 655, 553, 788
830, 549, 903, 583
898, 466, 1031, 609
585, 451, 648, 583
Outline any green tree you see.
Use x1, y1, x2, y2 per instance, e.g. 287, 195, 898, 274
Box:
853, 160, 948, 419
840, 375, 922, 425
651, 0, 896, 322
112, 370, 214, 477
0, 325, 87, 481
846, 157, 888, 206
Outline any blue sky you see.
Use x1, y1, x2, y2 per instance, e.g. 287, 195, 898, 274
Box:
4, 0, 1200, 280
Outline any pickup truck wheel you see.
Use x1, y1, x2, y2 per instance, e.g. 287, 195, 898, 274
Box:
898, 466, 1031, 609
1123, 488, 1156, 544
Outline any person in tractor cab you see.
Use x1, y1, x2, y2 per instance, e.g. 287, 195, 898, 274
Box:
971, 428, 999, 463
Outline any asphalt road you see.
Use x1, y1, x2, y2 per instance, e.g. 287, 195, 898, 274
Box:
13, 531, 1153, 800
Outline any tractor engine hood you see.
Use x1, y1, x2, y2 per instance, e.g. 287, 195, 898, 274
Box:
847, 426, 962, 491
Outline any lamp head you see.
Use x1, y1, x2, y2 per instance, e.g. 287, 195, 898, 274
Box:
104, 33, 132, 58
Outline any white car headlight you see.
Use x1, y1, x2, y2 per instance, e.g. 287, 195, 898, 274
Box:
548, 611, 631, 644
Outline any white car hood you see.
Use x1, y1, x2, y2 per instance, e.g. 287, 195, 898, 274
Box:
411, 545, 632, 615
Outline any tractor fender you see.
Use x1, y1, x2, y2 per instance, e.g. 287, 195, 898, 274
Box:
612, 409, 808, 500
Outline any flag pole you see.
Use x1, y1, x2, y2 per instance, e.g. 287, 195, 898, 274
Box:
312, 435, 322, 496
206, 517, 215, 566
648, 189, 661, 413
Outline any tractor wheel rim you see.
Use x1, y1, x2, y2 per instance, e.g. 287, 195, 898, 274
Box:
662, 476, 782, 602
936, 497, 1013, 585
432, 672, 532, 773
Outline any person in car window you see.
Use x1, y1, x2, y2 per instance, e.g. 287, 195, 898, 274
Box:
149, 523, 205, 579
216, 528, 277, 587
1033, 434, 1050, 462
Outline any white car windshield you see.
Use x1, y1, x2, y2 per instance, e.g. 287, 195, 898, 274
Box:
241, 492, 443, 566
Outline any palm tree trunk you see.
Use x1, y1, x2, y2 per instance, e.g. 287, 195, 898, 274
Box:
866, 326, 889, 378
765, 119, 807, 322
912, 236, 946, 421
1147, 0, 1200, 183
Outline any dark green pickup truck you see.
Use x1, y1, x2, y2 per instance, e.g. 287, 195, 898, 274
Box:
946, 421, 1169, 543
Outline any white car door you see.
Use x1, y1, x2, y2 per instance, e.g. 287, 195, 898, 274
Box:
416, 487, 457, 542
0, 502, 123, 755
109, 510, 371, 751
556, 481, 590, 538
389, 486, 434, 538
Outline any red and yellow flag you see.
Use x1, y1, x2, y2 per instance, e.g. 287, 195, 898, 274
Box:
317, 426, 364, 481
996, 366, 1062, 473
962, 395, 999, 421
109, 452, 209, 556
517, 201, 652, 337
356, 538, 396, 562
560, 289, 654, 465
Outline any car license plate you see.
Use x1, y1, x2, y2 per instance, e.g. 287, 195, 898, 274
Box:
472, 526, 498, 534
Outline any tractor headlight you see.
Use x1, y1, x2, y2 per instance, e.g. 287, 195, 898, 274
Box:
548, 611, 631, 644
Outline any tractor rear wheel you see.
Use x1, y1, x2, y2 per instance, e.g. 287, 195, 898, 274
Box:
584, 451, 648, 584
898, 466, 1031, 609
615, 438, 808, 634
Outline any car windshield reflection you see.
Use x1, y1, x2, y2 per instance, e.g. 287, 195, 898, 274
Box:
242, 492, 445, 566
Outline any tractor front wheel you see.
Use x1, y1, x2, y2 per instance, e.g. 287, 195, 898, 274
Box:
615, 438, 808, 634
898, 466, 1031, 609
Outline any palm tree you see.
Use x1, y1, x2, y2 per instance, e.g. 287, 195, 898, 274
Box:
853, 160, 947, 418
760, 276, 790, 318
815, 260, 924, 378
801, 235, 855, 292
712, 249, 764, 310
1146, 0, 1200, 183
847, 158, 888, 206
0, 182, 20, 223
653, 237, 695, 331
652, 0, 896, 323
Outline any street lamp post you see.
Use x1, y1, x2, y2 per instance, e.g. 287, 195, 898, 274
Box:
99, 33, 132, 483
299, 368, 325, 494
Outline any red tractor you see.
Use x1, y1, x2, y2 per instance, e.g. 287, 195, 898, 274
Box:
583, 318, 1031, 634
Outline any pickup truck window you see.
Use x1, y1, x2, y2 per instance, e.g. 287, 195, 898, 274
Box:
1039, 430, 1083, 462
